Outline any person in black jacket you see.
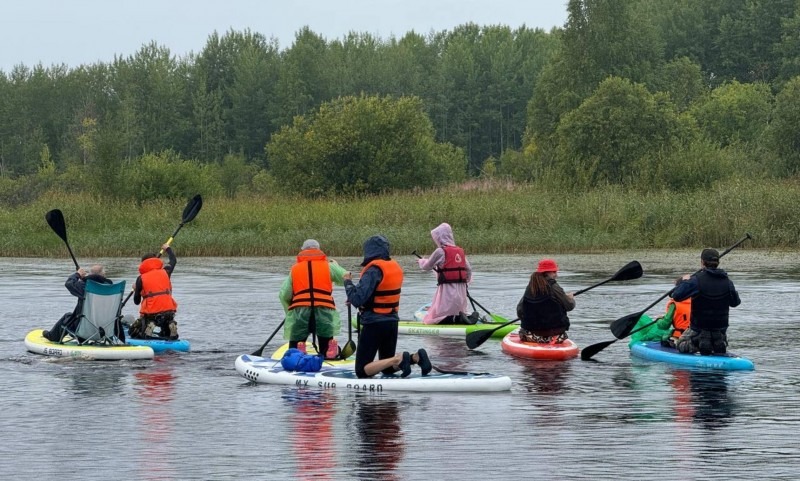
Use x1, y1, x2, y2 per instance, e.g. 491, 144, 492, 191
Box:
672, 248, 741, 355
516, 258, 575, 344
43, 265, 122, 342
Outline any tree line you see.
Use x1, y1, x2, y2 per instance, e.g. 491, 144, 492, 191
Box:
1, 0, 799, 204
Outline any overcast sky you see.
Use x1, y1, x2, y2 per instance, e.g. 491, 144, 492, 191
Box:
0, 0, 568, 72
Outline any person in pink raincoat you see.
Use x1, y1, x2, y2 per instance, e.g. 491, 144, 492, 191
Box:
417, 223, 473, 324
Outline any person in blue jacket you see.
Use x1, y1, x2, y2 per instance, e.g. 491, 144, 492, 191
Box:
672, 248, 741, 355
344, 235, 432, 379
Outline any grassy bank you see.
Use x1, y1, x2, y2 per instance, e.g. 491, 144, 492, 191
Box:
1, 178, 796, 258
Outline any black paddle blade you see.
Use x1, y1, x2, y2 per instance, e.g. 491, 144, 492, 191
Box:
610, 311, 643, 339
466, 329, 494, 350
580, 339, 617, 361
613, 261, 643, 281
45, 209, 68, 242
182, 194, 203, 223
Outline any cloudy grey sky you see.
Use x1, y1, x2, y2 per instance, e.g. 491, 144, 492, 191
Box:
0, 0, 568, 72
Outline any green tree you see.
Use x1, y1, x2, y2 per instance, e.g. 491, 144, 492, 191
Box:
267, 95, 466, 195
766, 76, 800, 174
690, 81, 773, 147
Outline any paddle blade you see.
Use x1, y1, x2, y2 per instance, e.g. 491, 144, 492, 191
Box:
45, 209, 68, 243
610, 311, 643, 339
580, 339, 617, 361
466, 329, 495, 350
182, 194, 203, 223
612, 261, 643, 281
340, 340, 356, 360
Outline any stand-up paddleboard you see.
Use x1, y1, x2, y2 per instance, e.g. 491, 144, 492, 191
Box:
353, 306, 515, 339
501, 333, 579, 361
235, 354, 512, 392
25, 329, 153, 360
125, 331, 190, 354
630, 341, 754, 371
270, 342, 354, 366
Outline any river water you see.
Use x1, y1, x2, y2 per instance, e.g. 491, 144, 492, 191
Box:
1, 252, 799, 480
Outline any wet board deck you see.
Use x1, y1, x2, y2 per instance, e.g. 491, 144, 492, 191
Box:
630, 341, 754, 371
25, 329, 153, 360
235, 354, 512, 392
501, 333, 579, 361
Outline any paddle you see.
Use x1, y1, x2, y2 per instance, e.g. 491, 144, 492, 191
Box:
465, 260, 644, 350
340, 304, 356, 360
252, 318, 285, 357
120, 194, 203, 308
580, 233, 752, 361
45, 209, 79, 270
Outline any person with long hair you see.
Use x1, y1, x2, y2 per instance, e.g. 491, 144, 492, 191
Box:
516, 259, 575, 344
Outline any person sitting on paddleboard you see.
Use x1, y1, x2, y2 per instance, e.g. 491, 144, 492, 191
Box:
628, 289, 692, 348
344, 234, 432, 378
279, 239, 347, 360
130, 244, 179, 339
417, 222, 475, 325
672, 248, 741, 355
516, 259, 575, 344
43, 265, 123, 342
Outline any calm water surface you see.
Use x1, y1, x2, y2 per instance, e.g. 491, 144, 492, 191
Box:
2, 252, 799, 480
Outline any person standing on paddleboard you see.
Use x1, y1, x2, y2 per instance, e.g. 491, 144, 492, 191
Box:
43, 265, 120, 342
279, 239, 347, 360
417, 222, 474, 325
344, 234, 432, 378
516, 259, 575, 344
672, 248, 741, 355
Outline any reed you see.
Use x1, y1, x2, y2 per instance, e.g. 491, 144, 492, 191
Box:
1, 178, 797, 257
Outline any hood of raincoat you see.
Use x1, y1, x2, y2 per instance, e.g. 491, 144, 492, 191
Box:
360, 235, 391, 266
431, 222, 455, 248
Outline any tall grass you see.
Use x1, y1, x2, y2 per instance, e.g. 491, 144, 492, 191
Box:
1, 178, 797, 257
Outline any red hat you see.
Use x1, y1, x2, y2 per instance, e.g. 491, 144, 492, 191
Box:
536, 259, 558, 273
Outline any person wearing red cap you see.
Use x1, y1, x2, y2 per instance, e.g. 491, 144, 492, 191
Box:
515, 258, 575, 343
671, 248, 740, 355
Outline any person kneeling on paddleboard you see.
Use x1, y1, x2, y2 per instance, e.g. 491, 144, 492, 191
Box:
516, 259, 575, 344
279, 239, 346, 360
345, 235, 432, 378
417, 222, 475, 325
130, 244, 179, 340
672, 248, 741, 355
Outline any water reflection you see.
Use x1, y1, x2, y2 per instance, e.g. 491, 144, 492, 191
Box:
133, 362, 176, 481
680, 370, 735, 430
59, 364, 126, 397
281, 389, 337, 480
517, 359, 572, 395
352, 398, 403, 481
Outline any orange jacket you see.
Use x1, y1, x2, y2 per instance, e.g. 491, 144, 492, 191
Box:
289, 248, 336, 310
667, 298, 691, 338
360, 259, 403, 314
138, 257, 177, 315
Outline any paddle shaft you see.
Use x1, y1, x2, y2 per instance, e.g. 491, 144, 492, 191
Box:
252, 318, 285, 357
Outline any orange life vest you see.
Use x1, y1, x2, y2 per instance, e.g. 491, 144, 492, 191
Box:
360, 259, 403, 314
289, 248, 336, 310
667, 298, 691, 338
138, 257, 177, 315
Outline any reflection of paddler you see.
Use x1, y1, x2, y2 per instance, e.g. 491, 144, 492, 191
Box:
133, 366, 176, 480
355, 399, 403, 481
521, 361, 571, 396
669, 369, 694, 423
283, 390, 335, 481
688, 370, 734, 430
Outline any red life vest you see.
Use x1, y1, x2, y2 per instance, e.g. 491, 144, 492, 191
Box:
289, 248, 336, 310
360, 259, 403, 314
138, 257, 177, 315
436, 245, 468, 284
667, 298, 691, 338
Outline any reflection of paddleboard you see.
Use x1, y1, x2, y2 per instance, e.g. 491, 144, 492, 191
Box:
25, 329, 153, 360
271, 342, 354, 366
235, 354, 512, 392
630, 341, 754, 371
501, 333, 579, 361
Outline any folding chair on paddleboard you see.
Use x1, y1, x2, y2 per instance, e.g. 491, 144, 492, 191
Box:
65, 279, 127, 345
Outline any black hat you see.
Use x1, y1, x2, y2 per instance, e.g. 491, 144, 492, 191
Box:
701, 248, 720, 263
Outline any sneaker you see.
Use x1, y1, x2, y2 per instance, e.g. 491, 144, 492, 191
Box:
399, 352, 412, 378
416, 348, 432, 376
